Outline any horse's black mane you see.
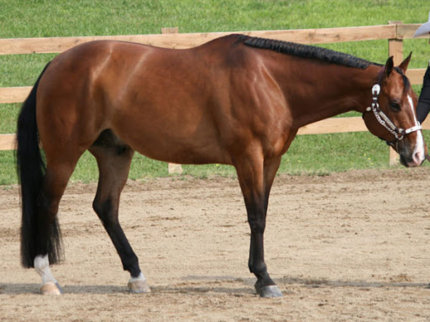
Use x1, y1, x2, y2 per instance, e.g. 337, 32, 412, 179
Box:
240, 35, 379, 70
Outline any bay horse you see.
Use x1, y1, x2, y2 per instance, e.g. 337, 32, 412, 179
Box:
17, 34, 425, 297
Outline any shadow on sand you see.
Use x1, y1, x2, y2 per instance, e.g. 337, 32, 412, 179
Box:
1, 275, 429, 295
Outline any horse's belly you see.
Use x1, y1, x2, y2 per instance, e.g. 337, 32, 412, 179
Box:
112, 116, 231, 165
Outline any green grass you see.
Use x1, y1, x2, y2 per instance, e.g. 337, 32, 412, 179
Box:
1, 0, 430, 185
0, 0, 427, 38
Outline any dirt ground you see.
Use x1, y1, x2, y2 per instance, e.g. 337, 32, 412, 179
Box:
2, 168, 430, 321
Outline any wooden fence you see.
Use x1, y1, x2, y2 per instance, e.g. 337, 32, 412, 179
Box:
1, 22, 429, 168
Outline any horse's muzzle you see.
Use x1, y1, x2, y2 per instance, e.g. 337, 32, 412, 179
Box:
399, 151, 426, 167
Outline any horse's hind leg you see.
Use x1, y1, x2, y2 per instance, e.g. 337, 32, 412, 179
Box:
35, 159, 80, 295
89, 130, 150, 293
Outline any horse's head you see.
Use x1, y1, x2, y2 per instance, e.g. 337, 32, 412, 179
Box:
362, 54, 426, 167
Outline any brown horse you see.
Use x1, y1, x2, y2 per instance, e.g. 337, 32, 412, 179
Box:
17, 34, 425, 297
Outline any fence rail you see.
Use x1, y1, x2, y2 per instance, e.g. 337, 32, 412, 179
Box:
1, 23, 429, 167
0, 25, 400, 55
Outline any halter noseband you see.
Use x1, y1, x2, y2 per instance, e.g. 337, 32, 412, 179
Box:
364, 84, 422, 148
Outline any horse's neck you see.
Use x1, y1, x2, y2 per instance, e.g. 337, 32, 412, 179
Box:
278, 63, 379, 128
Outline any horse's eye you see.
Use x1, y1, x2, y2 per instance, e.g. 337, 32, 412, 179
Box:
389, 101, 401, 112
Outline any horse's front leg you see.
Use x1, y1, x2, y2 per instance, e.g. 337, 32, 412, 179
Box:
235, 154, 283, 298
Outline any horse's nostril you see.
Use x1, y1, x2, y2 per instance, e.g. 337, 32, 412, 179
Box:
413, 150, 425, 164
407, 149, 426, 167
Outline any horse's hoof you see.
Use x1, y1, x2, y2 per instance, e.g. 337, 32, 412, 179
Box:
256, 285, 283, 298
40, 282, 62, 295
128, 280, 151, 294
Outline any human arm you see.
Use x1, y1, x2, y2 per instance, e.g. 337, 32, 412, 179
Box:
417, 64, 430, 123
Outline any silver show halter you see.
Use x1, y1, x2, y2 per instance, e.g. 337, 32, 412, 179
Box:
365, 84, 422, 146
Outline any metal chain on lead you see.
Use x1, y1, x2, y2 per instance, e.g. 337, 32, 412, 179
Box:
371, 106, 404, 140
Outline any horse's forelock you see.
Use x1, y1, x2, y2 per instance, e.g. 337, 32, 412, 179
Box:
377, 66, 410, 94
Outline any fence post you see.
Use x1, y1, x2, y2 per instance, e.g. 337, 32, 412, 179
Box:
162, 27, 184, 175
161, 27, 179, 35
388, 21, 403, 166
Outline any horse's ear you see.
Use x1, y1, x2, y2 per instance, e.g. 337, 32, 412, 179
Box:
384, 56, 394, 78
398, 52, 412, 73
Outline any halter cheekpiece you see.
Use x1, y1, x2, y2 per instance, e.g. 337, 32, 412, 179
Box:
365, 84, 422, 146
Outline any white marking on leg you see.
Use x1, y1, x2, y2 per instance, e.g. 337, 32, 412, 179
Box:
129, 272, 147, 284
128, 272, 151, 293
34, 255, 57, 285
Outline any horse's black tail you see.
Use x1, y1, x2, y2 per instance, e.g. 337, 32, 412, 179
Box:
17, 62, 63, 268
